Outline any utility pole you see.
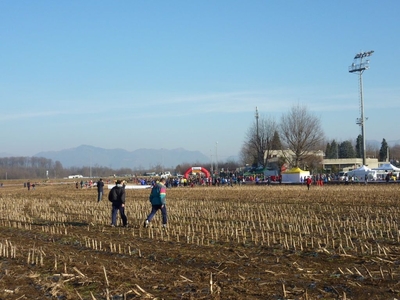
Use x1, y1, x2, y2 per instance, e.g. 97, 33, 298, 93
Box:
215, 142, 218, 176
255, 106, 260, 167
210, 150, 213, 175
387, 147, 389, 162
349, 50, 374, 166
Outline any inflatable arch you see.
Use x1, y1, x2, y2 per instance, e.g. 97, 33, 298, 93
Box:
183, 167, 211, 179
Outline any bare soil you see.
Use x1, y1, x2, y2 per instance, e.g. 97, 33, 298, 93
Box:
0, 181, 399, 299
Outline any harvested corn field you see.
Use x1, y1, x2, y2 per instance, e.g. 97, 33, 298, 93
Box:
0, 182, 399, 299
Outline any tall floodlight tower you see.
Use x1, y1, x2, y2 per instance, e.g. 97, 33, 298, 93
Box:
349, 50, 374, 166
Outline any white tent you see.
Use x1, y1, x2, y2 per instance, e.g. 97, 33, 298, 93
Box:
374, 163, 400, 172
281, 167, 310, 183
373, 163, 400, 181
347, 165, 375, 182
107, 184, 151, 190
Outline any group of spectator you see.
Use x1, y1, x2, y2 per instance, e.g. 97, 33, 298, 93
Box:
24, 181, 36, 190
75, 179, 115, 189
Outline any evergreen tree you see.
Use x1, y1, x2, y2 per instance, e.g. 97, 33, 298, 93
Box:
339, 140, 356, 158
270, 130, 282, 150
325, 142, 331, 158
379, 138, 389, 161
325, 140, 338, 159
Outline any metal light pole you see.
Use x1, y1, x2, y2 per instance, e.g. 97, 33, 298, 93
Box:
255, 106, 260, 166
90, 148, 94, 178
349, 50, 374, 166
210, 150, 213, 175
215, 142, 218, 175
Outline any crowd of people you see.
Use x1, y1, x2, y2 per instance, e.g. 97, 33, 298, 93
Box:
17, 168, 400, 229
99, 173, 319, 228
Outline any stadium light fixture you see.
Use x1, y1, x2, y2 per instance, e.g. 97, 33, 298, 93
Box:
349, 50, 374, 166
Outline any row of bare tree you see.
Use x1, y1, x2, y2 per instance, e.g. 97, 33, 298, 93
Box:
0, 157, 244, 180
0, 157, 139, 180
240, 104, 325, 169
240, 104, 400, 171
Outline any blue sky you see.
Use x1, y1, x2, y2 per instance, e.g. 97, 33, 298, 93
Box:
1, 1, 399, 161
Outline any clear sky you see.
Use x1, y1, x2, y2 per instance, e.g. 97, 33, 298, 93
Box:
1, 1, 399, 161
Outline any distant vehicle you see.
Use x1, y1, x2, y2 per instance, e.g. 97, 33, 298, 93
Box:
338, 172, 347, 181
144, 172, 156, 177
161, 171, 171, 179
68, 175, 83, 179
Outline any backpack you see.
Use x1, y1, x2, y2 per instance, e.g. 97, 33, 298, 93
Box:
108, 188, 116, 202
149, 185, 161, 202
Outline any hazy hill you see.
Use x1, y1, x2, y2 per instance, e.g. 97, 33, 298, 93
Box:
34, 145, 210, 169
367, 139, 400, 148
0, 152, 13, 157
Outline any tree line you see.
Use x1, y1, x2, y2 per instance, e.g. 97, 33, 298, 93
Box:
325, 137, 400, 163
240, 104, 400, 173
0, 157, 244, 180
0, 156, 137, 180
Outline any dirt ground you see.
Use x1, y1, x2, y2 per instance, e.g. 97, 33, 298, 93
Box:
0, 181, 399, 299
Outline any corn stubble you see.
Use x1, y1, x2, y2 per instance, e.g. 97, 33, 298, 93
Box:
0, 182, 399, 299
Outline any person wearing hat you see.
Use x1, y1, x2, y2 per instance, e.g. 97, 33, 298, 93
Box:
108, 179, 128, 227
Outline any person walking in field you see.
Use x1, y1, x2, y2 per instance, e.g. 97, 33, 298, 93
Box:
97, 178, 104, 202
144, 177, 167, 229
306, 176, 312, 190
108, 180, 128, 227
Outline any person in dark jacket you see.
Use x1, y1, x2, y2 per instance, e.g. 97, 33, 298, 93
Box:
108, 180, 127, 227
97, 178, 104, 202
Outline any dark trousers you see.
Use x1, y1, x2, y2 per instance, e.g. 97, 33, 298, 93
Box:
111, 204, 127, 226
98, 191, 103, 202
147, 205, 167, 224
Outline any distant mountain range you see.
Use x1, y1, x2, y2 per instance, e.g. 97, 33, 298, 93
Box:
33, 145, 210, 169
1, 139, 399, 169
